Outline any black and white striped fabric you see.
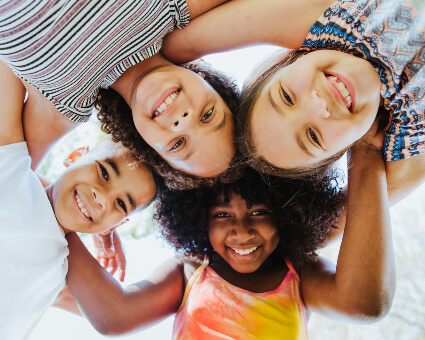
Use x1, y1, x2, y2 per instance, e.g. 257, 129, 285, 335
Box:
0, 0, 189, 122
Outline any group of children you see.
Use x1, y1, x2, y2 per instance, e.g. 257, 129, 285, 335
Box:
0, 0, 424, 338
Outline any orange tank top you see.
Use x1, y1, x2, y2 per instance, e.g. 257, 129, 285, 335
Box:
172, 256, 308, 340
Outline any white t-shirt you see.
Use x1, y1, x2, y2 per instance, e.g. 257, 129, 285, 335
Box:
0, 142, 68, 340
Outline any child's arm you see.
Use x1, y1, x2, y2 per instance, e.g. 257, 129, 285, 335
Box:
161, 0, 333, 64
301, 146, 395, 322
0, 60, 26, 146
65, 232, 184, 335
22, 80, 78, 169
385, 155, 425, 205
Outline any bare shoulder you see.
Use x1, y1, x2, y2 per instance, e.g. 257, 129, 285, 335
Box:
0, 60, 26, 146
177, 254, 203, 286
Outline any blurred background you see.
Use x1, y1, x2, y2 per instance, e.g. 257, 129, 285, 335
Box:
31, 46, 425, 340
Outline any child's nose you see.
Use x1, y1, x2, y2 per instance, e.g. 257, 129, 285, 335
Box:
171, 110, 192, 131
308, 90, 330, 119
231, 222, 255, 242
91, 188, 107, 209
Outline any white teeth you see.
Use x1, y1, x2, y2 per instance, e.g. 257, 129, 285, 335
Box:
328, 76, 352, 109
75, 193, 91, 219
153, 91, 179, 117
231, 246, 258, 255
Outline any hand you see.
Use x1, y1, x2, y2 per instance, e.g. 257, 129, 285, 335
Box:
361, 118, 386, 151
92, 231, 126, 282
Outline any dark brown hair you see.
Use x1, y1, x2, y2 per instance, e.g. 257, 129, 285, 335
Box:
96, 59, 241, 190
237, 49, 348, 180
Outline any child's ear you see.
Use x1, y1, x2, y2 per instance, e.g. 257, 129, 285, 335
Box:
101, 219, 129, 236
63, 146, 90, 167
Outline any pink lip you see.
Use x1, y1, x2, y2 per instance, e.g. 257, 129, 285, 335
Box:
151, 87, 179, 118
74, 190, 92, 222
324, 71, 356, 112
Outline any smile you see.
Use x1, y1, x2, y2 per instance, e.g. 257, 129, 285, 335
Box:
75, 192, 92, 220
326, 75, 352, 110
230, 246, 259, 256
152, 90, 179, 118
324, 71, 356, 112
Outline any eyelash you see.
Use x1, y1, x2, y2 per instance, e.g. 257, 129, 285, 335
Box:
251, 209, 269, 216
309, 128, 322, 148
280, 87, 294, 106
117, 199, 127, 214
201, 108, 215, 122
98, 163, 127, 214
214, 212, 230, 218
169, 137, 184, 151
99, 163, 109, 181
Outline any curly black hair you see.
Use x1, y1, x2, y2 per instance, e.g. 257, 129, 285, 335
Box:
96, 59, 241, 190
154, 167, 345, 270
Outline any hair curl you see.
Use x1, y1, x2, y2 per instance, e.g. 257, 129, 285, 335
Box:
96, 59, 241, 190
154, 167, 345, 270
237, 49, 348, 180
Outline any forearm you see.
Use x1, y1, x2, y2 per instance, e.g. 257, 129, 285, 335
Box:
66, 233, 130, 334
335, 150, 395, 318
185, 0, 230, 19
22, 81, 78, 169
386, 154, 425, 206
303, 149, 395, 322
161, 0, 333, 64
65, 233, 183, 335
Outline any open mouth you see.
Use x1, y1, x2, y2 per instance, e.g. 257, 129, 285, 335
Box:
325, 73, 355, 112
152, 89, 180, 118
75, 192, 92, 221
229, 246, 260, 256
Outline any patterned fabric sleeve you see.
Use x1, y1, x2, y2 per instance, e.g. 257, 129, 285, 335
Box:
301, 0, 425, 161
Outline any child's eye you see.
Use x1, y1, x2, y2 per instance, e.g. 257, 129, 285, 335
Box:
251, 210, 270, 216
117, 198, 127, 214
201, 108, 215, 122
308, 128, 322, 148
99, 163, 109, 181
169, 137, 184, 151
280, 87, 294, 106
214, 212, 230, 218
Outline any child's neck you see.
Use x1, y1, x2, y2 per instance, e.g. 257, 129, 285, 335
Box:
110, 53, 171, 106
210, 253, 288, 293
44, 185, 71, 235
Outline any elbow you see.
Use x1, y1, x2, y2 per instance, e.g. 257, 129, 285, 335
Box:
348, 288, 395, 323
89, 319, 129, 336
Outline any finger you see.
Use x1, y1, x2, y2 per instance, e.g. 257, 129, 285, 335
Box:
100, 258, 109, 269
118, 269, 125, 283
114, 234, 127, 281
102, 232, 115, 256
108, 258, 118, 276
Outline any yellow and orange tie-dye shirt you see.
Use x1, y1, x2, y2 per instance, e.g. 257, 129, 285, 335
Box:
172, 257, 308, 340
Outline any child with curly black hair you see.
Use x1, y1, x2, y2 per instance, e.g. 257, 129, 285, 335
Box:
64, 146, 394, 339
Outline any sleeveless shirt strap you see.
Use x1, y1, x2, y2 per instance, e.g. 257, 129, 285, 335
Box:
285, 258, 298, 276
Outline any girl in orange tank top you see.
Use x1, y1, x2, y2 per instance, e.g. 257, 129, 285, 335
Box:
65, 147, 395, 338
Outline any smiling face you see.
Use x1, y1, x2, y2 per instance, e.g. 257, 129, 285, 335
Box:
130, 65, 235, 177
48, 144, 156, 234
208, 193, 280, 274
250, 50, 381, 169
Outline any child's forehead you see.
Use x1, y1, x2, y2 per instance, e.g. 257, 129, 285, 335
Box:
210, 192, 265, 209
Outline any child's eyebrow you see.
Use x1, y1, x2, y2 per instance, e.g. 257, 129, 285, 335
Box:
105, 158, 120, 176
210, 201, 230, 208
